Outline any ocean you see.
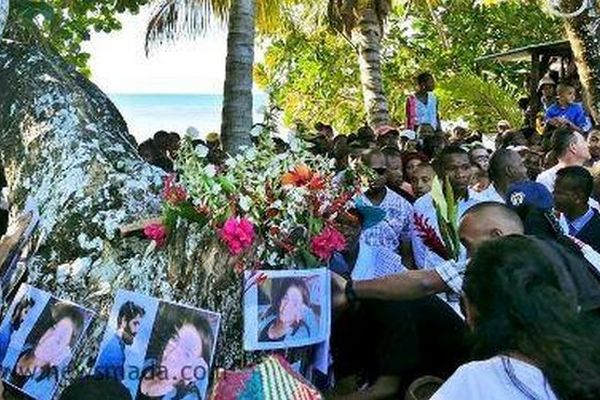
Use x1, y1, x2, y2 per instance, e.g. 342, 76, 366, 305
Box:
109, 93, 268, 143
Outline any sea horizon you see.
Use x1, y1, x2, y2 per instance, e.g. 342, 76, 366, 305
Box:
108, 93, 268, 143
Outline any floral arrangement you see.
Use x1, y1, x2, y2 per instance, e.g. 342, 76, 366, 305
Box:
144, 128, 368, 271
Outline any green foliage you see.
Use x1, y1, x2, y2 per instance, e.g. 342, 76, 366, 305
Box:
255, 29, 367, 132
437, 73, 523, 130
257, 0, 564, 132
6, 0, 150, 75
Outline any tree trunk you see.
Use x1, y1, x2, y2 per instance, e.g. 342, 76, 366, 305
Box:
353, 6, 390, 128
0, 0, 7, 38
220, 0, 255, 155
561, 0, 600, 121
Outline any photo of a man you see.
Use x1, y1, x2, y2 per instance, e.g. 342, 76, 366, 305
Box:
94, 301, 146, 380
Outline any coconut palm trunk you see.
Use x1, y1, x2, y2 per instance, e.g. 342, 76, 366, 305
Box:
561, 0, 600, 121
221, 0, 255, 154
0, 0, 8, 38
353, 5, 390, 128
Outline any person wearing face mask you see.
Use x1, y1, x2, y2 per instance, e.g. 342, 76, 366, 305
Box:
138, 304, 215, 400
10, 302, 85, 400
258, 278, 318, 342
94, 301, 146, 381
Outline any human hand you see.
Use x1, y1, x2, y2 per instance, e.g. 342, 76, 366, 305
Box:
331, 272, 349, 313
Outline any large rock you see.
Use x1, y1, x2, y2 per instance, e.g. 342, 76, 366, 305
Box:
0, 0, 7, 39
0, 39, 172, 378
0, 41, 312, 390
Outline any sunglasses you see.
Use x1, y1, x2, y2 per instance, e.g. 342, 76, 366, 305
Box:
373, 167, 388, 175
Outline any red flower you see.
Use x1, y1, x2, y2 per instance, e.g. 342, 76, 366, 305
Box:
310, 226, 347, 262
413, 213, 450, 260
144, 222, 168, 247
162, 174, 187, 206
219, 216, 255, 255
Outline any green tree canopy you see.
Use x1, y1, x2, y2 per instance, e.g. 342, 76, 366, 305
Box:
257, 0, 563, 133
6, 0, 150, 75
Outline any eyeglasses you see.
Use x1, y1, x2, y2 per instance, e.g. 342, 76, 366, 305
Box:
373, 167, 388, 175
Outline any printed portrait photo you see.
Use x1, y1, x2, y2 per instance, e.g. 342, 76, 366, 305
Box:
0, 199, 39, 298
243, 268, 331, 351
0, 284, 94, 400
94, 290, 221, 400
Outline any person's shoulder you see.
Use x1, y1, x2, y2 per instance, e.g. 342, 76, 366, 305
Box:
385, 188, 413, 208
413, 193, 433, 212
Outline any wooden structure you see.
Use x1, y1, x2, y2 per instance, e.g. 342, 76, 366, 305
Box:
477, 40, 574, 127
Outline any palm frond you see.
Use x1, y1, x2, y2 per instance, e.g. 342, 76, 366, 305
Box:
145, 0, 230, 56
438, 72, 522, 131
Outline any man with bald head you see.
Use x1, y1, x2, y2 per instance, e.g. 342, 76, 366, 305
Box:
330, 203, 523, 399
334, 202, 524, 305
488, 149, 529, 199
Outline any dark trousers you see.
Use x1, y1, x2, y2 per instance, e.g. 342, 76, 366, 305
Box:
331, 295, 468, 392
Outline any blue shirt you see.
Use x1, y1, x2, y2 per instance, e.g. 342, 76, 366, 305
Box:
0, 322, 15, 364
567, 207, 595, 236
94, 333, 126, 380
545, 102, 591, 132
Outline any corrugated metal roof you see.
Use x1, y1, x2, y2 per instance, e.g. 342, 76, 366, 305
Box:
476, 40, 571, 63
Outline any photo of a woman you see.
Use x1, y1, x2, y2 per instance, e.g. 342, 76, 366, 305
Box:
136, 302, 216, 400
257, 278, 319, 343
9, 300, 87, 400
0, 293, 36, 364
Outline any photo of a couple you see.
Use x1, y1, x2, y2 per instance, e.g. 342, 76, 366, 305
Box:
93, 289, 220, 400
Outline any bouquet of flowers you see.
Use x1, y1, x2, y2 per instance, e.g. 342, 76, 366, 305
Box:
144, 128, 368, 271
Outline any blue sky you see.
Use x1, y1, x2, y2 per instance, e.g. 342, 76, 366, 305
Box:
84, 5, 256, 95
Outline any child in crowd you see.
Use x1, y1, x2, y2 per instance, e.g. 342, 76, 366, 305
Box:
545, 84, 591, 133
410, 164, 436, 200
406, 72, 441, 134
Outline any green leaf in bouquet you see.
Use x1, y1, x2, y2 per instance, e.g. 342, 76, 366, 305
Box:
298, 246, 320, 269
176, 202, 209, 226
217, 176, 236, 194
430, 176, 449, 223
162, 207, 178, 231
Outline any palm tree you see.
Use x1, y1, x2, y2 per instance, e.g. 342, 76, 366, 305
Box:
328, 0, 393, 128
0, 0, 8, 38
148, 0, 298, 155
146, 0, 258, 154
558, 0, 600, 123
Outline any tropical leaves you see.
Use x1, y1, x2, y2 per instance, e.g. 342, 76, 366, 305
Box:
145, 0, 306, 54
437, 72, 523, 131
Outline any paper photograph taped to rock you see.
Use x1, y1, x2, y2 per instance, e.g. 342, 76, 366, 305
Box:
0, 199, 40, 298
93, 289, 221, 400
0, 283, 94, 400
243, 268, 331, 351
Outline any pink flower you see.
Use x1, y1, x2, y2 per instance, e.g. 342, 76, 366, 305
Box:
144, 223, 168, 247
219, 217, 255, 255
162, 174, 187, 206
310, 226, 347, 262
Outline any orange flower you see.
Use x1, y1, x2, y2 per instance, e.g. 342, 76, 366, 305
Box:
307, 174, 325, 191
282, 165, 312, 187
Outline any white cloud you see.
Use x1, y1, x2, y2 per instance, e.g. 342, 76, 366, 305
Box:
84, 6, 231, 94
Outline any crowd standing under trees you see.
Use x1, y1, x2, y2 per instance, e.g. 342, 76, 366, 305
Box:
126, 67, 600, 400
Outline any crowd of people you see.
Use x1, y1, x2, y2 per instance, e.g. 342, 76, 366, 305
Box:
309, 72, 600, 400
129, 71, 600, 400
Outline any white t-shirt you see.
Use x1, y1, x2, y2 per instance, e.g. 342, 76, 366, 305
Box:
536, 165, 560, 193
432, 356, 557, 400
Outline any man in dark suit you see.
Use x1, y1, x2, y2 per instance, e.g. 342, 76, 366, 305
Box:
554, 166, 600, 252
